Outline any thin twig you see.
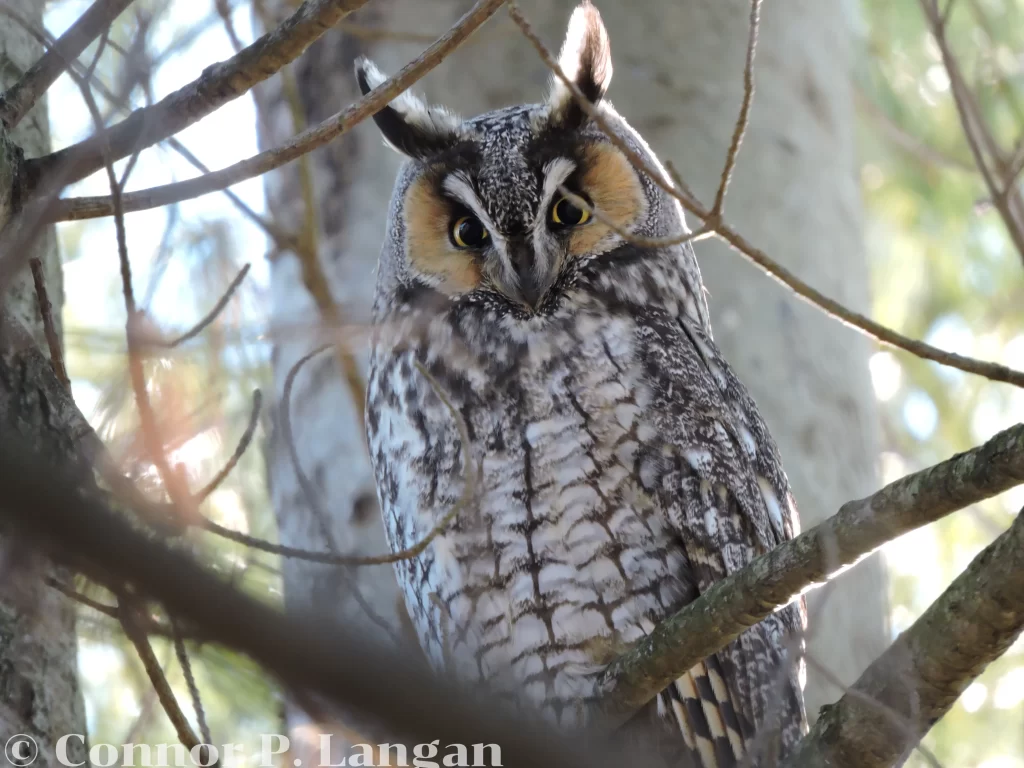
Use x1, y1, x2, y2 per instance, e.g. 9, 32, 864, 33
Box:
268, 351, 476, 568
172, 620, 214, 747
45, 576, 119, 618
279, 347, 399, 638
711, 0, 761, 218
68, 58, 188, 513
194, 389, 262, 503
45, 0, 509, 221
0, 0, 137, 129
24, 0, 375, 195
920, 0, 1024, 264
855, 87, 974, 173
120, 601, 205, 752
165, 264, 251, 348
28, 258, 70, 390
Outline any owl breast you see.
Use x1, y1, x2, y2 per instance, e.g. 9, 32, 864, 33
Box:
367, 301, 694, 724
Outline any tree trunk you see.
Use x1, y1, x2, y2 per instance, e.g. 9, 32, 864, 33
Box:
259, 0, 885, 729
0, 1, 89, 764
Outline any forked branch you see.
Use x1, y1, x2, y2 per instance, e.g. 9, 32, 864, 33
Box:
784, 506, 1024, 767
23, 0, 374, 196
0, 0, 137, 129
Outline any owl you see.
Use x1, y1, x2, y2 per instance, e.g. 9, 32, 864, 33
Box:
360, 3, 807, 765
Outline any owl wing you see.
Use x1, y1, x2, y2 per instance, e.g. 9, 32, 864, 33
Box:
636, 309, 806, 767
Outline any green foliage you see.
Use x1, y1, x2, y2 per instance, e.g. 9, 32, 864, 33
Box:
859, 0, 1024, 764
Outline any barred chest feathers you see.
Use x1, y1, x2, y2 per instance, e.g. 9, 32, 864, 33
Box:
367, 285, 698, 721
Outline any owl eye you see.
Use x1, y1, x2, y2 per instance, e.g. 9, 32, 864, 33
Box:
449, 215, 489, 249
550, 195, 592, 228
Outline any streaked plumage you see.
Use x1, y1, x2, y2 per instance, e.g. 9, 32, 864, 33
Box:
361, 4, 807, 764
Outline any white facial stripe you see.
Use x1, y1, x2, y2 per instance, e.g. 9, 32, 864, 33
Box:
540, 158, 577, 216
441, 172, 518, 294
441, 173, 503, 246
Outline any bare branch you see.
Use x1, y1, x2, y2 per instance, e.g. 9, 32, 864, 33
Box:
24, 0, 375, 196
29, 257, 70, 390
0, 438, 622, 768
120, 602, 206, 753
919, 0, 1024, 264
598, 423, 1024, 721
165, 263, 251, 348
0, 0, 137, 129
711, 0, 761, 218
194, 389, 262, 503
712, 225, 1024, 388
172, 620, 214, 748
785, 508, 1024, 767
44, 0, 508, 221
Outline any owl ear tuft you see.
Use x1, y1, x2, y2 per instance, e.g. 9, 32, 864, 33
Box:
546, 1, 613, 129
355, 58, 463, 159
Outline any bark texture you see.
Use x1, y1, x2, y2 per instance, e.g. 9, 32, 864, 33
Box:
0, 1, 87, 764
258, 0, 884, 731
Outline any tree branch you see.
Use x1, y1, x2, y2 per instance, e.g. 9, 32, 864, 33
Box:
0, 0, 137, 129
43, 0, 507, 222
784, 506, 1024, 767
23, 0, 374, 196
0, 437, 629, 768
598, 423, 1024, 720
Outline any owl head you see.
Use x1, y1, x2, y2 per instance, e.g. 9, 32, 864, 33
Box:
357, 2, 692, 318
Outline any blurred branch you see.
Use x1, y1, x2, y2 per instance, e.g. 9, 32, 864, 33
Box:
24, 0, 375, 196
273, 58, 367, 418
510, 2, 1024, 390
0, 437, 619, 768
194, 389, 262, 503
172, 620, 214, 748
919, 0, 1024, 265
230, 350, 474, 567
120, 602, 209, 756
785, 507, 1024, 767
0, 0, 137, 129
29, 257, 70, 390
598, 423, 1024, 721
165, 263, 251, 348
68, 50, 191, 518
45, 0, 507, 220
854, 86, 975, 173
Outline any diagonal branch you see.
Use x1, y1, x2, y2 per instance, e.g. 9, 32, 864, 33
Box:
597, 423, 1024, 721
784, 506, 1024, 767
0, 437, 625, 768
23, 0, 373, 196
0, 0, 137, 129
43, 0, 507, 222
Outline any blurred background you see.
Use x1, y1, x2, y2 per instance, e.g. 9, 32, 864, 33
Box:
38, 0, 1024, 765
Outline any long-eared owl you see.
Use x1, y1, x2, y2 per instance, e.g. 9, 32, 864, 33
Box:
361, 3, 807, 765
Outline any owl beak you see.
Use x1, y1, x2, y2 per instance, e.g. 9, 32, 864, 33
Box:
508, 239, 555, 310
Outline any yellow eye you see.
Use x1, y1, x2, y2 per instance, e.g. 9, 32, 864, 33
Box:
550, 195, 592, 228
450, 215, 489, 249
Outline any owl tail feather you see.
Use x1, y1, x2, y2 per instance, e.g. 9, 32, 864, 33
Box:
660, 658, 747, 768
